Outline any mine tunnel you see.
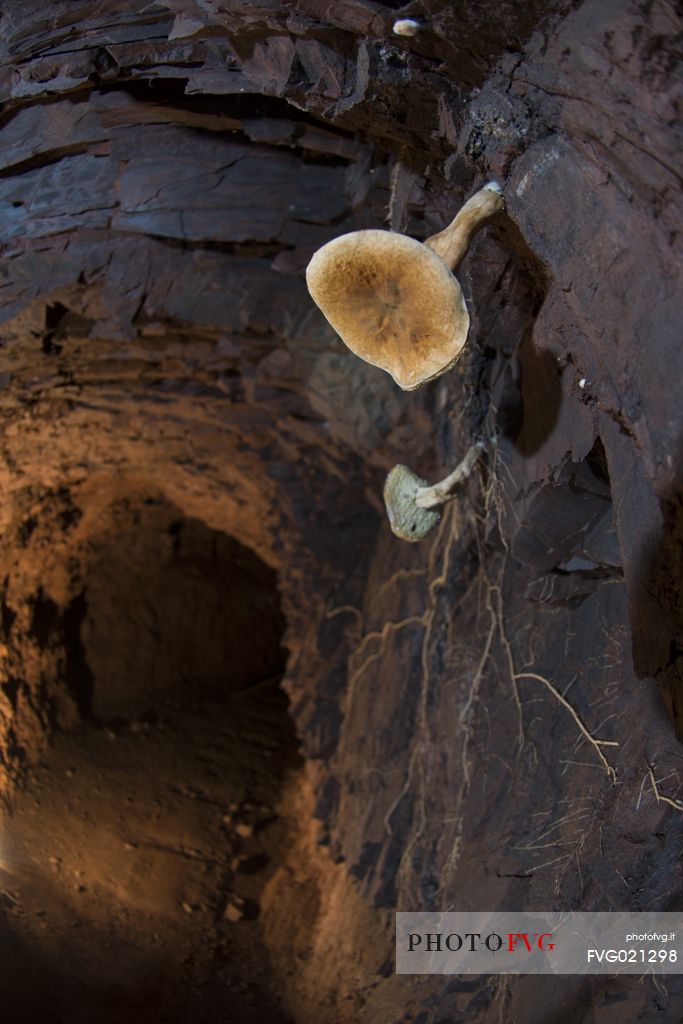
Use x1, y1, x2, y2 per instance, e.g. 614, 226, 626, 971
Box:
1, 484, 303, 1022
0, 1, 682, 1023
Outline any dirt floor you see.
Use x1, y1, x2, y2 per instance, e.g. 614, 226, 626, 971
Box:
0, 677, 302, 1023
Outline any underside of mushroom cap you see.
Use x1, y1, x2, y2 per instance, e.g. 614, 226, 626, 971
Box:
306, 230, 470, 391
384, 464, 442, 541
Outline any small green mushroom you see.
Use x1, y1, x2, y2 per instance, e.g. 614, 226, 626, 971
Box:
383, 442, 485, 542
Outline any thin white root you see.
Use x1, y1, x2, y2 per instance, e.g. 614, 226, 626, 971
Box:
648, 765, 683, 812
514, 671, 618, 784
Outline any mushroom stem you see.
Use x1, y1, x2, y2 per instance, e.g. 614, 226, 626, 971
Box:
424, 183, 504, 271
415, 442, 485, 509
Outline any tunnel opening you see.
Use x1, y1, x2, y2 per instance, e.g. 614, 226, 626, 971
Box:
0, 489, 303, 1024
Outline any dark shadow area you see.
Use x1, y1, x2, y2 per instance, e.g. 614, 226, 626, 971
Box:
77, 494, 287, 720
62, 592, 94, 718
511, 438, 620, 583
512, 337, 564, 457
632, 437, 683, 740
478, 217, 553, 449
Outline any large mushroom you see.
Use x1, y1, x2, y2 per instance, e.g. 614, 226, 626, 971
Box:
384, 442, 485, 542
305, 183, 504, 390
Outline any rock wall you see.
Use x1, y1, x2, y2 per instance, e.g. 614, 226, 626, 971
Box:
0, 1, 681, 1021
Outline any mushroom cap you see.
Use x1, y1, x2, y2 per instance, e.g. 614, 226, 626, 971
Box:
383, 464, 441, 542
306, 230, 469, 391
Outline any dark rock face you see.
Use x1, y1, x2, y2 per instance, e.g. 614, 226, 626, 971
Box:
0, 1, 681, 1021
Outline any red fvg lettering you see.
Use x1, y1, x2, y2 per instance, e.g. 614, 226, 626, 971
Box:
507, 933, 555, 952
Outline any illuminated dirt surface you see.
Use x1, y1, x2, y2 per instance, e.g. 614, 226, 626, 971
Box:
3, 687, 299, 1023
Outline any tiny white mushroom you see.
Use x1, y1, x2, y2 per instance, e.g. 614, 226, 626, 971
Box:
392, 19, 420, 37
306, 183, 504, 390
383, 442, 485, 542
